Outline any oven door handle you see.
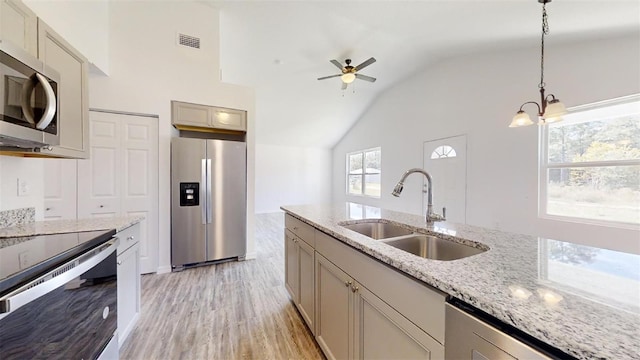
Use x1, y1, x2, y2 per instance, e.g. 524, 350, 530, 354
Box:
0, 238, 119, 315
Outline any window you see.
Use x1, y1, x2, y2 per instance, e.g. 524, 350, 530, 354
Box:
540, 95, 640, 226
347, 148, 381, 197
430, 145, 457, 159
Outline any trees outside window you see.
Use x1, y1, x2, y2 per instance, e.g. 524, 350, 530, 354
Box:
540, 95, 640, 226
347, 148, 381, 197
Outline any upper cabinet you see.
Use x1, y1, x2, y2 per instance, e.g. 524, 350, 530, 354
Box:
0, 0, 37, 56
0, 0, 89, 159
37, 19, 89, 159
172, 101, 247, 133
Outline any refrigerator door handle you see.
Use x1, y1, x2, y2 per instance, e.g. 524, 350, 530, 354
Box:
201, 159, 207, 225
207, 159, 212, 224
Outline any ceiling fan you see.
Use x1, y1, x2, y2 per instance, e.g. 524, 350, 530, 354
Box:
317, 57, 377, 89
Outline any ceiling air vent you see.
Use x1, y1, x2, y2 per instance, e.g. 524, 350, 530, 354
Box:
178, 33, 200, 49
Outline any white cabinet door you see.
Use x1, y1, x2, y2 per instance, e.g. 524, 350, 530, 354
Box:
117, 236, 140, 348
354, 285, 443, 359
298, 237, 315, 334
210, 108, 246, 131
0, 0, 37, 56
43, 159, 77, 220
171, 101, 210, 129
37, 19, 90, 159
315, 253, 352, 360
285, 230, 299, 302
78, 110, 159, 274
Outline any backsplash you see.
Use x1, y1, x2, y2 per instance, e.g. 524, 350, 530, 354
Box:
0, 207, 35, 228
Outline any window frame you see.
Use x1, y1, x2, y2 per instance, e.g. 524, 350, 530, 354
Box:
538, 94, 640, 229
346, 147, 381, 198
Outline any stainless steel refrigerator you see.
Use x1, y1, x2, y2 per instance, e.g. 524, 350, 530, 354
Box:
171, 137, 247, 270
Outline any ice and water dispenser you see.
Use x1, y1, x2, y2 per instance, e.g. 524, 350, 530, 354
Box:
179, 182, 199, 206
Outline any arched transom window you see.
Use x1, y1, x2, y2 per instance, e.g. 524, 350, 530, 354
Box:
430, 145, 457, 159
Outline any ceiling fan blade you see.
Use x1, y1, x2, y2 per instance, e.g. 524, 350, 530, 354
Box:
317, 74, 342, 80
355, 73, 376, 82
354, 57, 376, 71
341, 82, 348, 90
330, 59, 343, 70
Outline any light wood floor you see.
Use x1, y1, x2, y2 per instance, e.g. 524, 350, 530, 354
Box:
120, 212, 324, 360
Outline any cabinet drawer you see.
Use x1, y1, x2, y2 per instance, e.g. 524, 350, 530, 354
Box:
315, 230, 446, 344
117, 223, 140, 255
285, 214, 315, 247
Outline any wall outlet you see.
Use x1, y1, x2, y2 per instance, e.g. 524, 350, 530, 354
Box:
17, 178, 30, 196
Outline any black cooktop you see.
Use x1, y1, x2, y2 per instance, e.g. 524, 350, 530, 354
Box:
0, 229, 116, 295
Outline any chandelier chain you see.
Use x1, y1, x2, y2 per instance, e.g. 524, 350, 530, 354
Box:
539, 3, 549, 89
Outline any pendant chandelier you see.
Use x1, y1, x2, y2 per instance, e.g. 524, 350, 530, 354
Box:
509, 0, 567, 128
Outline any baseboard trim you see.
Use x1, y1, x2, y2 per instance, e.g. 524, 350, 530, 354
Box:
156, 265, 172, 274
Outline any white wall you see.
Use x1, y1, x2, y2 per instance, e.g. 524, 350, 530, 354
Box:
24, 0, 109, 74
0, 156, 44, 219
87, 1, 256, 270
255, 144, 331, 213
332, 34, 640, 254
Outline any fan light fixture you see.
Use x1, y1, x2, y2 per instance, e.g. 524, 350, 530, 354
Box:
341, 73, 356, 84
509, 0, 567, 128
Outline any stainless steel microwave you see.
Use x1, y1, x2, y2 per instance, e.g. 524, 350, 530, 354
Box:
0, 41, 59, 150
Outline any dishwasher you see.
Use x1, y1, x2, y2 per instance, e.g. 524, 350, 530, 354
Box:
445, 300, 575, 360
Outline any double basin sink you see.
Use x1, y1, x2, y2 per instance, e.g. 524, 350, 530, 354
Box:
340, 221, 486, 261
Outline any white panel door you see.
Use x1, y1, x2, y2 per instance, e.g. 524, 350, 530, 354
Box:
77, 113, 121, 218
78, 110, 159, 274
43, 159, 77, 220
120, 114, 159, 274
423, 135, 467, 224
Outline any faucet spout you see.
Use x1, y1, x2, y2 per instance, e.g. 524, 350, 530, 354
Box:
391, 168, 445, 224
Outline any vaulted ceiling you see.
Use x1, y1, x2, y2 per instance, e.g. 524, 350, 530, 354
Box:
214, 0, 640, 148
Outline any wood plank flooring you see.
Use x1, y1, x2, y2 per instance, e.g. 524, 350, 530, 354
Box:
120, 212, 324, 360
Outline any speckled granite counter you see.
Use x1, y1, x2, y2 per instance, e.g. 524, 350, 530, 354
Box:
0, 216, 143, 239
281, 203, 640, 360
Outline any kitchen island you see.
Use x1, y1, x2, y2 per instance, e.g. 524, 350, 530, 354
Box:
281, 203, 640, 360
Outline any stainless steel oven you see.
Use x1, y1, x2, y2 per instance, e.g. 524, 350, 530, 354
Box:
0, 41, 59, 150
0, 230, 118, 359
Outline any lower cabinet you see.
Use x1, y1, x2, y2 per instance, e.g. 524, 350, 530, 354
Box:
116, 224, 141, 348
315, 253, 443, 360
355, 284, 442, 359
315, 253, 353, 360
284, 217, 446, 360
284, 229, 315, 333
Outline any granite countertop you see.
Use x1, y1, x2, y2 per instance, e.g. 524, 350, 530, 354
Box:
0, 216, 143, 239
281, 203, 640, 360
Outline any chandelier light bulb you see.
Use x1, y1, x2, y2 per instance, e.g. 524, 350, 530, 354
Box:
543, 98, 567, 123
509, 110, 534, 128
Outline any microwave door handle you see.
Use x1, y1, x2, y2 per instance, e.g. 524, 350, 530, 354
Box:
0, 239, 118, 316
35, 73, 57, 130
19, 74, 37, 126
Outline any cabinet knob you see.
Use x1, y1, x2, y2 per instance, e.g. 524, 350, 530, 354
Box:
345, 280, 352, 287
99, 205, 104, 208
117, 260, 122, 265
45, 207, 51, 211
293, 226, 298, 230
127, 236, 134, 241
351, 285, 359, 293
